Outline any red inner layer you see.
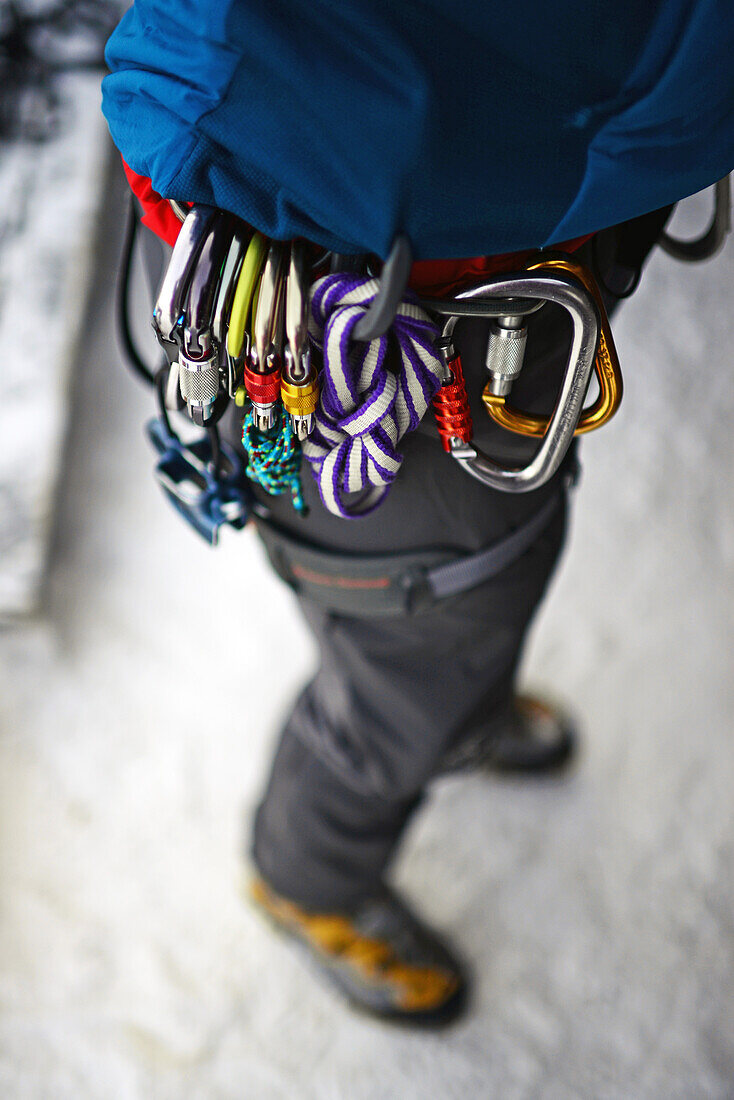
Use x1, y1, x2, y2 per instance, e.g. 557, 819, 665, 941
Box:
123, 160, 591, 297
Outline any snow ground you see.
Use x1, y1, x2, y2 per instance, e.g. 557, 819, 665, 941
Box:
0, 74, 109, 615
0, 164, 733, 1099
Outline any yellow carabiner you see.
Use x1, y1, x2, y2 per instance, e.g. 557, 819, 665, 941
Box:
226, 231, 269, 361
482, 253, 622, 437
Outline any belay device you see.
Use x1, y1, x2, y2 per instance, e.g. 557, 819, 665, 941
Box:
146, 412, 252, 547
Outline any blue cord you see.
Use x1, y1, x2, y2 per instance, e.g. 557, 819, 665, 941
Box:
242, 408, 306, 514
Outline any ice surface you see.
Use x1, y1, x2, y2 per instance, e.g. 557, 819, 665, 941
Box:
0, 171, 732, 1098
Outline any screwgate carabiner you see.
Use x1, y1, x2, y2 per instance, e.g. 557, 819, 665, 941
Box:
431, 265, 601, 493
177, 213, 233, 425
245, 240, 288, 430
482, 254, 622, 438
282, 240, 319, 439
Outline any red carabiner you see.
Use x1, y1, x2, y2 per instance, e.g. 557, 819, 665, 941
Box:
432, 354, 473, 453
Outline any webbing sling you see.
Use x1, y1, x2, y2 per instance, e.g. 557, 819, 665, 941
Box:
255, 486, 566, 619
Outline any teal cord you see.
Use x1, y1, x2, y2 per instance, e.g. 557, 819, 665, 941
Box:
242, 408, 306, 514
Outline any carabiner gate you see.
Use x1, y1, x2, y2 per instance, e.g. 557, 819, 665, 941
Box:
212, 229, 248, 397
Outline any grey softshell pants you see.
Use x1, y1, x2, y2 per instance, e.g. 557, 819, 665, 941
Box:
242, 207, 670, 910
243, 303, 574, 909
141, 203, 669, 913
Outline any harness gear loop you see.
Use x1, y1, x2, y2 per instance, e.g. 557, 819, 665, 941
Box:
659, 175, 731, 263
429, 265, 600, 494
350, 235, 413, 342
482, 254, 623, 437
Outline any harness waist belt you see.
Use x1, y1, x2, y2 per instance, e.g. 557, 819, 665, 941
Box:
255, 490, 564, 618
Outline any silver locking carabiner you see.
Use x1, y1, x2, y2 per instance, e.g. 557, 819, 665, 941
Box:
430, 267, 599, 493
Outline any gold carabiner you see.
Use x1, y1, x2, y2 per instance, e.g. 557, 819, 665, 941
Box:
482, 253, 622, 437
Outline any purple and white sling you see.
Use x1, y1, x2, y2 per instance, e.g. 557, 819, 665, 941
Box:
303, 274, 444, 518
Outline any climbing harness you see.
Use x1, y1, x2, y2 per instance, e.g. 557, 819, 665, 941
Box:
129, 189, 631, 543
255, 483, 569, 618
130, 197, 623, 540
123, 170, 730, 571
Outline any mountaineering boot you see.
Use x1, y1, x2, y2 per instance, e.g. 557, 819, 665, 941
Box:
442, 693, 577, 776
249, 876, 468, 1025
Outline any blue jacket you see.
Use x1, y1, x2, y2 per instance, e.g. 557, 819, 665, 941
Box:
102, 1, 734, 259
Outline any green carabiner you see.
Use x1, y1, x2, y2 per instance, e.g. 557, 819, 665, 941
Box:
226, 231, 269, 361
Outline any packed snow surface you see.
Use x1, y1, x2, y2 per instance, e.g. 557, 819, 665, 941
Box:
0, 168, 733, 1098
